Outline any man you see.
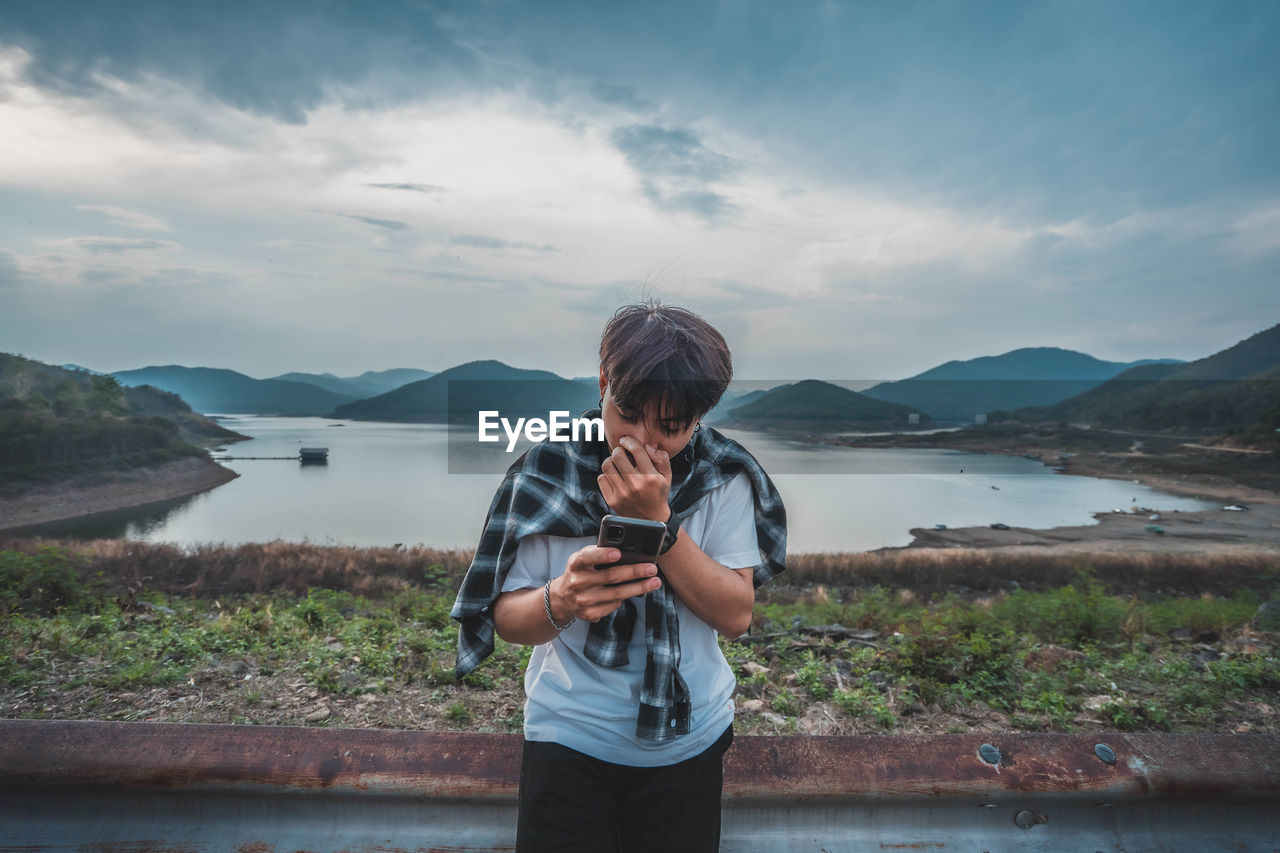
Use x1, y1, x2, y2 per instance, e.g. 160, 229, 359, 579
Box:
452, 302, 786, 852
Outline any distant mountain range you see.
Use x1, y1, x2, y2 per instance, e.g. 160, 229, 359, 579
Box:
270, 368, 435, 399
113, 366, 357, 416
1007, 324, 1280, 433
860, 348, 1183, 422
88, 325, 1278, 438
331, 360, 598, 423
714, 379, 928, 432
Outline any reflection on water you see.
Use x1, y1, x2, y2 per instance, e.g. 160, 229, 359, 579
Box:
8, 493, 205, 541
8, 415, 1215, 553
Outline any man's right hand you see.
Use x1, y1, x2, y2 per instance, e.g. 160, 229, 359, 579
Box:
549, 545, 662, 624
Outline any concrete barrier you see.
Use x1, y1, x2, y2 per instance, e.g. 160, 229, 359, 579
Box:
1, 719, 1278, 851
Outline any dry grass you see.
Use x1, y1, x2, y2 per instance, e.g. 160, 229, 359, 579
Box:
1, 537, 1274, 602
767, 549, 1278, 599
0, 537, 472, 599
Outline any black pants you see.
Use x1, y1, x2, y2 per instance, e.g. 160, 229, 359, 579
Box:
516, 724, 734, 853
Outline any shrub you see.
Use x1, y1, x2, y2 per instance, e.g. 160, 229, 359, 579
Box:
0, 547, 96, 616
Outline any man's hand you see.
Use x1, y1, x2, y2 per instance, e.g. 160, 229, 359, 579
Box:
548, 544, 662, 624
598, 435, 673, 521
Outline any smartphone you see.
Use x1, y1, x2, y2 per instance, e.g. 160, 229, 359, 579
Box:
596, 515, 667, 569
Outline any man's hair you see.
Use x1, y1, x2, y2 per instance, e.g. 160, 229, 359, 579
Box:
599, 301, 732, 431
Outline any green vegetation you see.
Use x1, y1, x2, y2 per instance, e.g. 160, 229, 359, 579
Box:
1, 542, 1276, 734
0, 354, 243, 486
0, 546, 527, 729
735, 577, 1277, 733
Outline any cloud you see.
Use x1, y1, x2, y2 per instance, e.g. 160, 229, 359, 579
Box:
612, 124, 739, 183
365, 182, 444, 194
610, 124, 743, 222
340, 213, 409, 231
75, 204, 170, 231
0, 7, 1275, 380
0, 249, 22, 288
1227, 204, 1280, 257
50, 236, 181, 254
639, 185, 734, 221
450, 234, 557, 252
0, 1, 480, 124
588, 80, 651, 111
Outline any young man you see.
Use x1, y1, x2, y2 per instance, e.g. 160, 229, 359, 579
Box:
452, 303, 787, 852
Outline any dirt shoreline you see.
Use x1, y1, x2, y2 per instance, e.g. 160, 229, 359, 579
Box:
842, 430, 1280, 555
0, 456, 239, 532
899, 501, 1280, 554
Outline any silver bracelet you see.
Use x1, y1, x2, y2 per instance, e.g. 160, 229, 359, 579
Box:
544, 579, 575, 631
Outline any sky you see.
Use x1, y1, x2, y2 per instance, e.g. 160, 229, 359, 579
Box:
0, 0, 1277, 383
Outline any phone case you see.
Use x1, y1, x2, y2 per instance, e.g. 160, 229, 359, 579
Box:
596, 515, 667, 569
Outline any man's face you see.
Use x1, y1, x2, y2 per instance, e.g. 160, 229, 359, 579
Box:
598, 371, 698, 462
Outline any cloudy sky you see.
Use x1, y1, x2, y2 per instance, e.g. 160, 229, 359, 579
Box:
1, 0, 1276, 383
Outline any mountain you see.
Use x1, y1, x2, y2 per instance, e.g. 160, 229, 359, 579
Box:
271, 372, 372, 398
715, 379, 928, 432
331, 360, 597, 423
862, 347, 1183, 421
1007, 324, 1280, 433
344, 368, 436, 395
268, 368, 437, 399
113, 366, 355, 416
1, 354, 244, 482
704, 387, 773, 423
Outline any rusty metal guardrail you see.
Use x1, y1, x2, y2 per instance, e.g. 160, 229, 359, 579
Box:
1, 719, 1278, 851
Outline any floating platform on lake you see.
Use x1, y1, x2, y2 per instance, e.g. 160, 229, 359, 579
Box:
209, 447, 329, 463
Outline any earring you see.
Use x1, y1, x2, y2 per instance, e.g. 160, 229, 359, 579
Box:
694, 422, 702, 433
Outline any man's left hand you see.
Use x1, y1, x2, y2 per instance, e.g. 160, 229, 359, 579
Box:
598, 436, 672, 521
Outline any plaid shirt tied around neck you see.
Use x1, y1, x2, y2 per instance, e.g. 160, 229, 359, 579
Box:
450, 410, 787, 742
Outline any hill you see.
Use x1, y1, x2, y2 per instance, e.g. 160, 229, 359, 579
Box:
347, 368, 436, 394
271, 372, 372, 399
113, 366, 354, 416
1006, 324, 1280, 436
272, 368, 436, 398
330, 360, 597, 423
862, 347, 1182, 421
0, 354, 244, 486
715, 379, 927, 432
704, 387, 774, 423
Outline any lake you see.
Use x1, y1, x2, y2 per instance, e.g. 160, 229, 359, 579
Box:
15, 415, 1214, 552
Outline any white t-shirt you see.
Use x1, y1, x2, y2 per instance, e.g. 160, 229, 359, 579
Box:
501, 470, 760, 766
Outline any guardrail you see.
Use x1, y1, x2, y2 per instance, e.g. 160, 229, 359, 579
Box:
1, 719, 1278, 851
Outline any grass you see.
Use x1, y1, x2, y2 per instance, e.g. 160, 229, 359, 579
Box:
0, 541, 1277, 734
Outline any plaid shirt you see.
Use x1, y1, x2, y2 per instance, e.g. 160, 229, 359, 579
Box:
451, 410, 787, 742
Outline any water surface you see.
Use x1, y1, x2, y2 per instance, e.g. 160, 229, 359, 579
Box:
12, 415, 1214, 552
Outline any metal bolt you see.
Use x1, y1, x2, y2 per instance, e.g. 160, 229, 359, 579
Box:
979, 743, 1002, 765
1014, 809, 1047, 830
1094, 743, 1116, 765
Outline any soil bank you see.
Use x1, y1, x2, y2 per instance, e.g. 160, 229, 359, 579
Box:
0, 456, 239, 532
